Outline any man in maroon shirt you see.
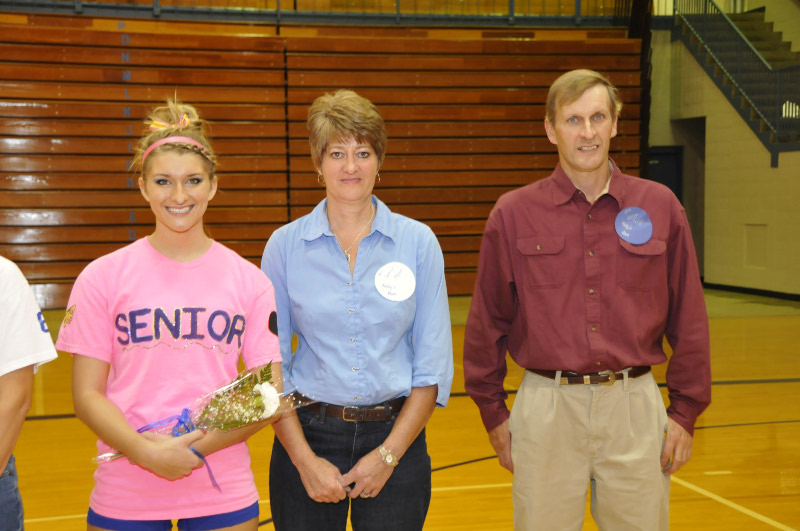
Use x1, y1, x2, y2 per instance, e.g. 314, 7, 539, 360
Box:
463, 69, 711, 530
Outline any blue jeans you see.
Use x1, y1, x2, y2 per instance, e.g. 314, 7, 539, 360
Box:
269, 407, 431, 531
0, 455, 24, 531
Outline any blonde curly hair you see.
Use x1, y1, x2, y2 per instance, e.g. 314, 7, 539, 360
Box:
132, 99, 217, 177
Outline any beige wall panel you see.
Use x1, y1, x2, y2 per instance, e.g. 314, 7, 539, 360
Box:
649, 31, 676, 146
663, 38, 800, 293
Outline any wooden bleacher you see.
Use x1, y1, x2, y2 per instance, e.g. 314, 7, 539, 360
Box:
283, 31, 641, 294
0, 15, 287, 308
0, 13, 641, 308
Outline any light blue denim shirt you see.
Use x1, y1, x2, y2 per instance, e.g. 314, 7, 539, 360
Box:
262, 196, 453, 407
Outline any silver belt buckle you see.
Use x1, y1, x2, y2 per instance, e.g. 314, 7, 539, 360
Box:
598, 369, 616, 386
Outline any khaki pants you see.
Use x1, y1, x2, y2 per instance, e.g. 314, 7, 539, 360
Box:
509, 370, 670, 531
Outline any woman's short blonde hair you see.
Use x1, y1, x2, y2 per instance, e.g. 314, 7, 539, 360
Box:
545, 69, 623, 124
307, 89, 387, 170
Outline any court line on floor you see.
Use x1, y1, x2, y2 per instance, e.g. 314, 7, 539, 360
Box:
696, 419, 800, 430
671, 476, 798, 531
25, 514, 85, 524
432, 482, 512, 493
432, 455, 497, 472
26, 413, 76, 421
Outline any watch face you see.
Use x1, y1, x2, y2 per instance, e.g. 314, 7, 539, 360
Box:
379, 445, 398, 467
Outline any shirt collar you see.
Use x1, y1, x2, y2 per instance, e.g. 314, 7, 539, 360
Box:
551, 158, 625, 207
300, 196, 396, 242
605, 158, 626, 207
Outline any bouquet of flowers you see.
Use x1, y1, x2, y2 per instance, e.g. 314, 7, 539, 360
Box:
96, 363, 311, 466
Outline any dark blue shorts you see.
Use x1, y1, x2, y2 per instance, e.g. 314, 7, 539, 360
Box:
86, 502, 258, 531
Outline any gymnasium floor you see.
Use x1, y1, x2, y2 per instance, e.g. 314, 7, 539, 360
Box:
16, 289, 800, 530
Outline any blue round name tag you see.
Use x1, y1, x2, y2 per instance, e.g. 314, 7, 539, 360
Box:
615, 207, 653, 245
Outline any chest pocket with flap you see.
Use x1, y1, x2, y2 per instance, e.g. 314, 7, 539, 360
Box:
516, 235, 566, 288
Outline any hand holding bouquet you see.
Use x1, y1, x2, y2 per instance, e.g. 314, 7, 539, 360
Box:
96, 363, 312, 488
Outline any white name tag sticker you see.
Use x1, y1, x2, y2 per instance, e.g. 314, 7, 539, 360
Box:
374, 261, 416, 301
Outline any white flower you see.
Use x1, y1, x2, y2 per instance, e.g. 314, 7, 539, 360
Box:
254, 383, 280, 419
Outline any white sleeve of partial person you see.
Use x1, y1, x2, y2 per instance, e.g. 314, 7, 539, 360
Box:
0, 257, 58, 378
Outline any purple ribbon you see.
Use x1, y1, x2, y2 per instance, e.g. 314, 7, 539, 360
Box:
136, 408, 221, 491
137, 408, 195, 436
189, 445, 221, 492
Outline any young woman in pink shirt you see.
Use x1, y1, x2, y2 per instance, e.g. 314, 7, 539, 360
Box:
57, 100, 281, 531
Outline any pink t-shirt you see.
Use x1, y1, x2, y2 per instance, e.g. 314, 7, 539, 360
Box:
56, 238, 280, 520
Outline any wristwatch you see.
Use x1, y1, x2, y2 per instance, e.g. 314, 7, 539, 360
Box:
378, 444, 399, 467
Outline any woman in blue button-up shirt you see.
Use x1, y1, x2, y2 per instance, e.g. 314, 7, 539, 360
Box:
261, 89, 454, 530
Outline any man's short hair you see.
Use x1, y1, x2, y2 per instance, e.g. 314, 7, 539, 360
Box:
545, 69, 623, 124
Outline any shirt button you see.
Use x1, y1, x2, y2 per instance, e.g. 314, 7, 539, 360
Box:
352, 366, 360, 371
348, 308, 356, 313
349, 338, 356, 343
346, 281, 353, 286
354, 396, 361, 401
588, 250, 595, 257
536, 244, 542, 250
596, 361, 602, 366
587, 214, 592, 220
591, 325, 597, 331
589, 288, 595, 295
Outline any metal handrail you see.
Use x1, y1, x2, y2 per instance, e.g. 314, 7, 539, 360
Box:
717, 5, 772, 70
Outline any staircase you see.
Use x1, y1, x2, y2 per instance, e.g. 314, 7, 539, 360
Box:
673, 0, 800, 167
727, 8, 800, 69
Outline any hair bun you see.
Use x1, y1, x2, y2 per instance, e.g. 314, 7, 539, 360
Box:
133, 99, 216, 174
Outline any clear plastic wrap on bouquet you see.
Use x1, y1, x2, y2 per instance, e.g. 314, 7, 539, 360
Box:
95, 363, 312, 465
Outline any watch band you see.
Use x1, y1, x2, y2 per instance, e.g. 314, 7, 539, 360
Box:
378, 444, 399, 467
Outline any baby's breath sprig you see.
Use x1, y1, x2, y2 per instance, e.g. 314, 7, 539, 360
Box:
197, 363, 278, 431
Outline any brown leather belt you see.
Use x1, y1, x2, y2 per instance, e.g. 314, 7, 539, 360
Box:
527, 366, 651, 386
304, 397, 406, 422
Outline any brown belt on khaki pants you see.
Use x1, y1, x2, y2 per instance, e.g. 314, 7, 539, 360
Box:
303, 397, 406, 422
527, 366, 651, 386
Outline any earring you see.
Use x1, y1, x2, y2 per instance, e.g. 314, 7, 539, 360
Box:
317, 173, 325, 185
376, 173, 381, 183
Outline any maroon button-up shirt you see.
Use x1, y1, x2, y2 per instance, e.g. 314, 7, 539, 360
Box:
464, 160, 711, 435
